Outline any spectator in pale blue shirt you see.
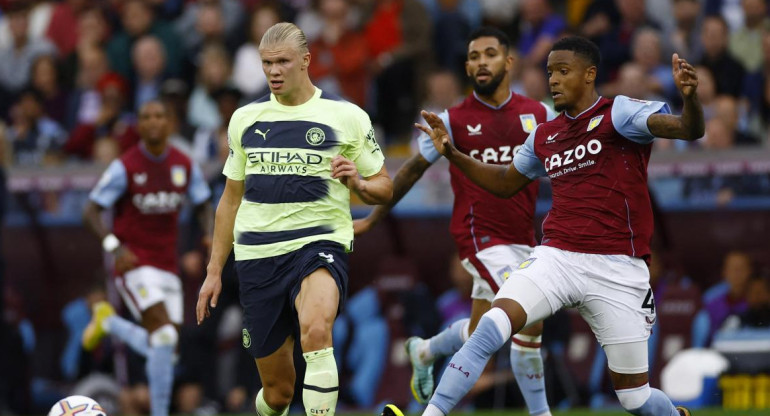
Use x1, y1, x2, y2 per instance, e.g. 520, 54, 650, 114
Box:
6, 87, 67, 166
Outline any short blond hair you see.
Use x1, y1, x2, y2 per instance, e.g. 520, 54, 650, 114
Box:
259, 22, 308, 54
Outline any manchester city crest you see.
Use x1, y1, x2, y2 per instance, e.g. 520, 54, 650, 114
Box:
242, 328, 251, 348
306, 127, 325, 146
171, 165, 187, 187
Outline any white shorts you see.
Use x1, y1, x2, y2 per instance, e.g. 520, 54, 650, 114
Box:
496, 245, 656, 348
115, 266, 184, 325
461, 244, 533, 302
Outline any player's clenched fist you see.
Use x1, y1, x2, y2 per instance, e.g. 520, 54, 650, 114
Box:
331, 155, 361, 189
415, 110, 455, 158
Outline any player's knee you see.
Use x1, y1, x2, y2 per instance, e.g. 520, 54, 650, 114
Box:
615, 383, 651, 413
149, 323, 178, 348
263, 381, 294, 410
519, 320, 543, 336
300, 321, 332, 351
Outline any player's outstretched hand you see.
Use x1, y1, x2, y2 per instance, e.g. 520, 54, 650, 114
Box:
196, 273, 222, 325
331, 155, 361, 190
415, 111, 454, 158
114, 246, 138, 274
672, 53, 698, 98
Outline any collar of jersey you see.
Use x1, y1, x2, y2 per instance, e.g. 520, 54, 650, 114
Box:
472, 90, 513, 110
270, 86, 322, 108
138, 141, 169, 162
564, 96, 602, 120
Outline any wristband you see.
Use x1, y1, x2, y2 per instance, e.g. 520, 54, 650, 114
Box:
102, 234, 121, 253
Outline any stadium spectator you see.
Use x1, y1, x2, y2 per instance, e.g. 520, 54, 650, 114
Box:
594, 0, 659, 83
5, 87, 67, 167
424, 0, 481, 77
187, 43, 232, 130
728, 0, 769, 74
308, 0, 369, 108
66, 46, 109, 129
711, 94, 759, 145
190, 85, 241, 166
363, 0, 432, 143
159, 79, 196, 156
0, 2, 56, 104
667, 0, 702, 62
106, 0, 182, 81
699, 15, 745, 98
175, 0, 244, 61
630, 28, 678, 102
31, 55, 70, 126
517, 0, 566, 66
44, 0, 89, 56
130, 35, 167, 111
692, 251, 753, 347
420, 70, 463, 116
232, 4, 279, 99
701, 118, 736, 150
64, 72, 139, 160
738, 276, 770, 328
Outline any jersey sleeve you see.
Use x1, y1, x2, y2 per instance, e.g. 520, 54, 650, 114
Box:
513, 126, 546, 180
611, 95, 672, 144
346, 107, 385, 178
417, 110, 453, 164
222, 113, 247, 181
187, 162, 212, 205
540, 102, 558, 121
89, 159, 127, 208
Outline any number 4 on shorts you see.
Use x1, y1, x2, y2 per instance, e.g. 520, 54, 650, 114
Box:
642, 288, 655, 314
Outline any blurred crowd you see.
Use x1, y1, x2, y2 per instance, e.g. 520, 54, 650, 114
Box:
1, 0, 770, 172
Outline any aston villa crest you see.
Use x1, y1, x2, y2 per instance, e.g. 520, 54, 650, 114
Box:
171, 165, 187, 187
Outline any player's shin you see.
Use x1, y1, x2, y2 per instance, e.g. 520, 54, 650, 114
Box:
303, 347, 339, 416
426, 317, 470, 363
510, 334, 551, 416
616, 384, 679, 416
146, 324, 177, 416
426, 308, 511, 416
105, 315, 149, 356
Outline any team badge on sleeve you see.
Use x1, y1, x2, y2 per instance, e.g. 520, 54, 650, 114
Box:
518, 258, 536, 269
587, 115, 604, 132
519, 114, 537, 133
171, 165, 187, 187
497, 265, 513, 281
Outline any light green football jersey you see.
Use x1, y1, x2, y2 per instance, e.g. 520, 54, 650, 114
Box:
223, 87, 385, 260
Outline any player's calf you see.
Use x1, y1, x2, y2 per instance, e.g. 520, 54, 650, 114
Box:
257, 387, 291, 416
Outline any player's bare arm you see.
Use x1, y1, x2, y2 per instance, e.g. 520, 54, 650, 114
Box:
197, 178, 244, 325
647, 54, 705, 141
83, 201, 138, 274
331, 156, 393, 205
417, 110, 532, 198
353, 153, 431, 235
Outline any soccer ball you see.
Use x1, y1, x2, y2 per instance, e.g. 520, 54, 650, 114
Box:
48, 395, 106, 416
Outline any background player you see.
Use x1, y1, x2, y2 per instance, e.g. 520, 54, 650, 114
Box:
355, 27, 554, 416
81, 100, 214, 416
196, 23, 392, 416
392, 36, 704, 416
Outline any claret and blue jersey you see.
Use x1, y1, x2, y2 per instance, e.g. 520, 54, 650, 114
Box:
223, 87, 385, 260
513, 95, 672, 259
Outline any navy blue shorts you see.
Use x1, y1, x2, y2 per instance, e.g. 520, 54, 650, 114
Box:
236, 240, 348, 358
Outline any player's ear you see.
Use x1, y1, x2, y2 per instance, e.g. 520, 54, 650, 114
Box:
302, 52, 311, 71
505, 50, 514, 72
585, 65, 597, 84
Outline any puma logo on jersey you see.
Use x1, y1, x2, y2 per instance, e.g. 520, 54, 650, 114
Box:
545, 133, 559, 143
467, 124, 482, 136
319, 252, 334, 263
255, 128, 270, 140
